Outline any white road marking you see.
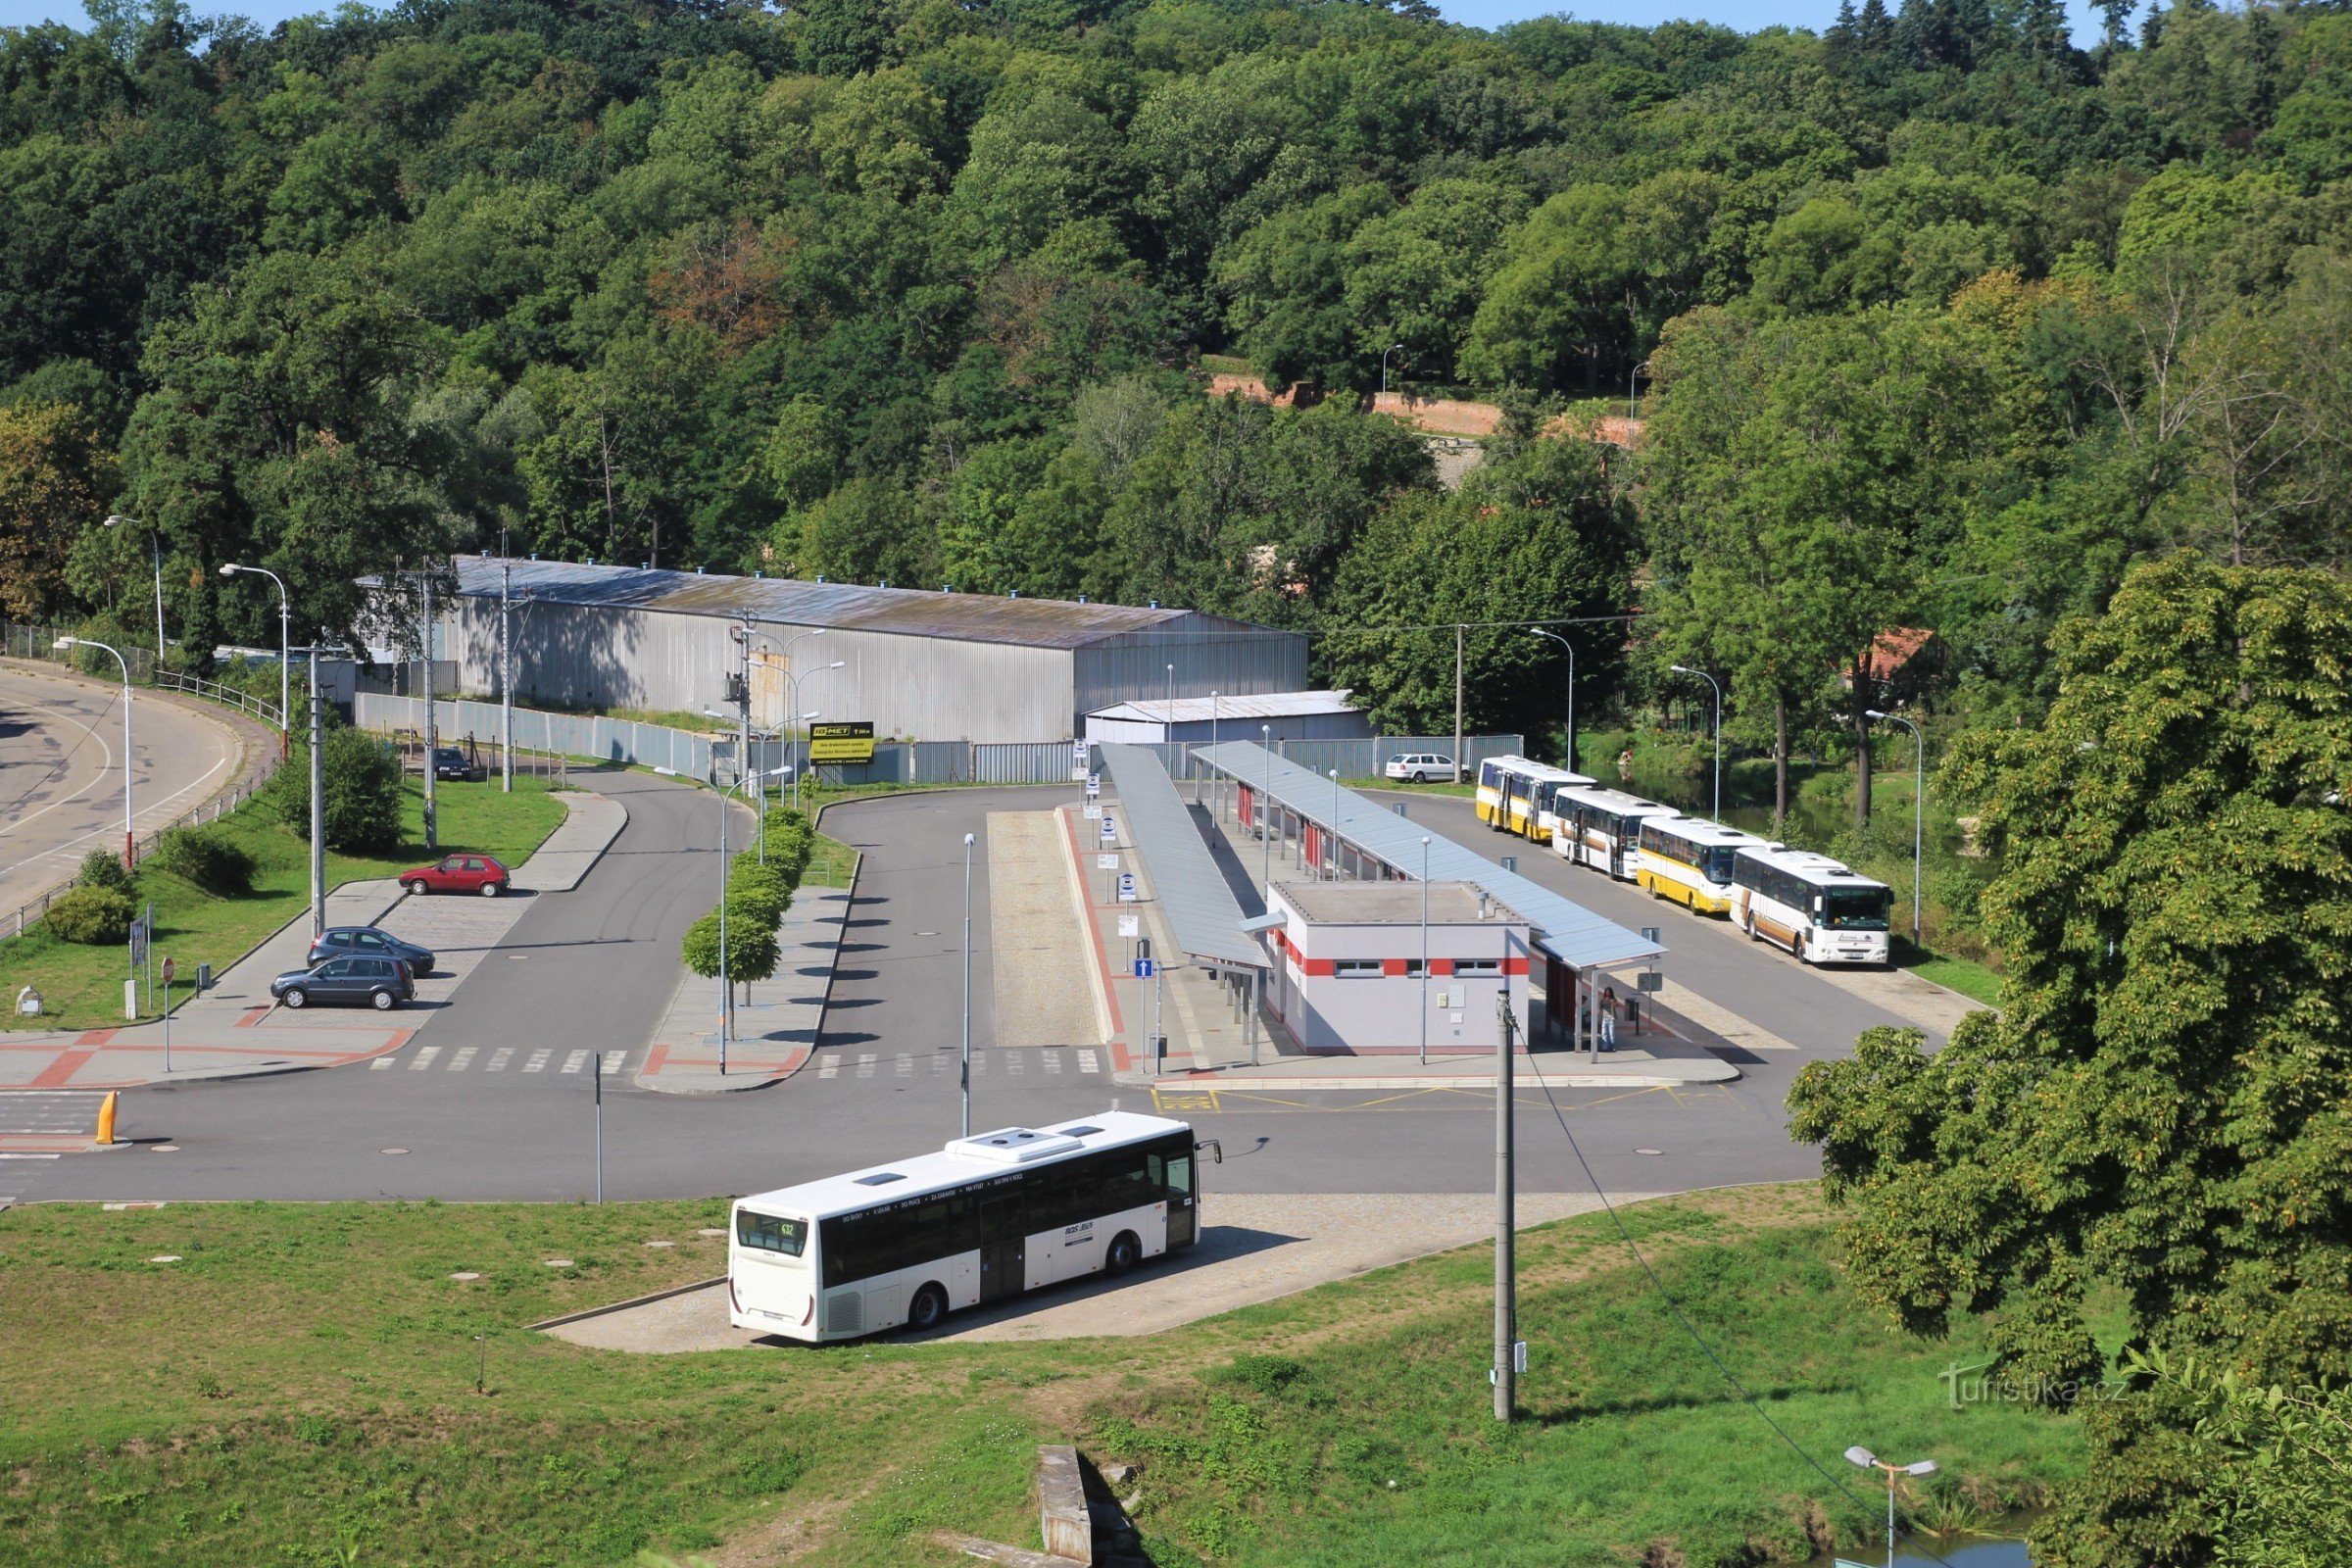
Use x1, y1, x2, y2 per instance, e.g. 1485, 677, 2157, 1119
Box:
409, 1046, 440, 1071
1006, 1053, 1024, 1075
487, 1049, 513, 1072
370, 1057, 394, 1070
524, 1049, 550, 1072
855, 1053, 876, 1079
449, 1048, 476, 1071
561, 1050, 589, 1074
1044, 1052, 1062, 1073
1078, 1050, 1101, 1074
601, 1051, 625, 1075
817, 1055, 838, 1079
0, 1153, 60, 1159
894, 1054, 912, 1077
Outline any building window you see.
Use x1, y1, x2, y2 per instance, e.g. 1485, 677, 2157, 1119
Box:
1401, 958, 1426, 976
1334, 959, 1384, 979
1451, 958, 1500, 977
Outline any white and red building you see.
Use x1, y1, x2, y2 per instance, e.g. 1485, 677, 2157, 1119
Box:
1262, 881, 1531, 1054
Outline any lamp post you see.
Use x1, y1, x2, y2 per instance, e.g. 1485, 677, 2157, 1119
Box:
1208, 690, 1219, 810
1419, 835, 1431, 1066
1259, 724, 1273, 894
1381, 344, 1405, 395
961, 831, 975, 1138
1629, 359, 1651, 423
1528, 628, 1576, 773
1327, 768, 1340, 881
104, 514, 166, 664
1866, 710, 1925, 944
1669, 664, 1723, 820
218, 562, 291, 742
711, 763, 787, 1075
1844, 1446, 1937, 1568
55, 637, 133, 868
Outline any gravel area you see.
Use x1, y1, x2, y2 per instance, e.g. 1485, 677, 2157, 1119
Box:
544, 1192, 1650, 1353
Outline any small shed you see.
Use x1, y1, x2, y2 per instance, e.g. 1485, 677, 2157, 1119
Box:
1263, 880, 1530, 1055
1084, 690, 1369, 747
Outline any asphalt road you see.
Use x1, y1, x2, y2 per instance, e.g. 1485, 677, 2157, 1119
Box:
1, 782, 1832, 1204
0, 663, 245, 915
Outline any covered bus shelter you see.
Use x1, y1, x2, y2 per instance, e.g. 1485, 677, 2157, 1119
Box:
1095, 744, 1273, 1061
1191, 741, 1662, 1057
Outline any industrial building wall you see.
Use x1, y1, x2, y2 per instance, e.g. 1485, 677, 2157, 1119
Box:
1073, 618, 1309, 722
447, 599, 1079, 741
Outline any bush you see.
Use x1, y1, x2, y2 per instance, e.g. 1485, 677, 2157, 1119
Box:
45, 885, 135, 945
77, 849, 131, 893
277, 722, 402, 852
725, 872, 789, 930
148, 825, 256, 895
680, 908, 779, 984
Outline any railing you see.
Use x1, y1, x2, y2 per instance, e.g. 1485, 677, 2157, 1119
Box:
154, 669, 283, 728
0, 620, 159, 682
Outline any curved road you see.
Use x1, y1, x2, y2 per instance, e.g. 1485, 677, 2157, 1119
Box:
0, 663, 249, 915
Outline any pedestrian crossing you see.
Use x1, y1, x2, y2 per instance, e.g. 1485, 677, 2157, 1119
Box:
371, 1045, 632, 1075
811, 1047, 1104, 1082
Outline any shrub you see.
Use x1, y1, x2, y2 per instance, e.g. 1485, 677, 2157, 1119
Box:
149, 825, 256, 895
681, 909, 779, 984
77, 848, 131, 893
277, 723, 402, 852
725, 875, 789, 930
45, 886, 135, 945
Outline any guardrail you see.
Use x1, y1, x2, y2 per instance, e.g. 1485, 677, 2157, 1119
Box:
154, 669, 283, 728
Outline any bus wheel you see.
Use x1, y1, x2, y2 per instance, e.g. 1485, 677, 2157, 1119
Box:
1106, 1232, 1143, 1275
907, 1283, 948, 1333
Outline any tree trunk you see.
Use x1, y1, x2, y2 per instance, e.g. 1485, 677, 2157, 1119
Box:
1850, 654, 1874, 834
1774, 694, 1789, 837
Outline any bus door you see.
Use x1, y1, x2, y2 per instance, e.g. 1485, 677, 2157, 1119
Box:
1608, 820, 1627, 879
1155, 1149, 1198, 1248
978, 1194, 1024, 1301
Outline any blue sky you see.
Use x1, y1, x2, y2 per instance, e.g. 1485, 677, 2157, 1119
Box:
0, 0, 2115, 51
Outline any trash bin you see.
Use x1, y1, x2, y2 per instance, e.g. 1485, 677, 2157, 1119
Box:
197, 962, 213, 992
1625, 995, 1640, 1036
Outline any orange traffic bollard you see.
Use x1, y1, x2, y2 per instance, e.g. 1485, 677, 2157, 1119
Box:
95, 1091, 117, 1146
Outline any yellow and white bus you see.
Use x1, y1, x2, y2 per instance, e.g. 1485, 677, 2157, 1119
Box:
1551, 786, 1681, 881
1730, 846, 1892, 966
1475, 756, 1595, 842
1635, 817, 1769, 915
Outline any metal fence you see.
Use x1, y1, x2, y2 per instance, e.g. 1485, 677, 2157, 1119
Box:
356, 694, 715, 779
1, 619, 159, 682
155, 669, 283, 728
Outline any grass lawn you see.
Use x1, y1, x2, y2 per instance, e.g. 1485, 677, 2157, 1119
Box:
1894, 939, 2004, 1007
0, 1186, 2088, 1568
1342, 775, 1477, 798
0, 777, 566, 1032
802, 831, 859, 889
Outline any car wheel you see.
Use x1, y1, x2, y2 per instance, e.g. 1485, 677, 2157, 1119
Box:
907, 1283, 949, 1333
407, 879, 429, 896
370, 989, 396, 1011
1106, 1231, 1144, 1275
481, 880, 504, 898
1410, 770, 1426, 784
282, 988, 308, 1009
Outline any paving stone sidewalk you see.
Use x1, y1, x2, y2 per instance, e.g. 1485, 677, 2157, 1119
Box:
637, 885, 853, 1093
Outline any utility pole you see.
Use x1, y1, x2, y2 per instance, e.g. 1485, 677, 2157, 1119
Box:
961, 831, 974, 1139
1453, 624, 1465, 780
308, 645, 324, 937
500, 563, 514, 794
1494, 978, 1517, 1423
421, 570, 438, 852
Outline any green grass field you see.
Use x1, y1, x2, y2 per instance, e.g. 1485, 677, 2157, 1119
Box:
0, 1186, 2085, 1568
0, 777, 566, 1031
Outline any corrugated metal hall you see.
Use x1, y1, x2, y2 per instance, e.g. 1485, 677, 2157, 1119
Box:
441, 558, 1308, 742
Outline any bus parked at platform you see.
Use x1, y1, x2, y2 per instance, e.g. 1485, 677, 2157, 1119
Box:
1475, 756, 1594, 842
1550, 786, 1681, 880
729, 1113, 1200, 1343
1635, 817, 1768, 915
1730, 846, 1893, 965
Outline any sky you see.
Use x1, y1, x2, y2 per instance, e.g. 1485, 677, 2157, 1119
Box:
0, 0, 2118, 48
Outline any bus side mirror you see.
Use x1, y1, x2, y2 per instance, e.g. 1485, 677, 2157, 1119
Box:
1195, 1139, 1224, 1165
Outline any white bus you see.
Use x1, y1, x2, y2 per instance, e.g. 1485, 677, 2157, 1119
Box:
1551, 786, 1681, 880
1635, 817, 1769, 916
1730, 846, 1893, 965
1475, 756, 1595, 842
729, 1112, 1200, 1343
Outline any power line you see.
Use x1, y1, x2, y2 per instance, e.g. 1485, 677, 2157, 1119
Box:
1518, 1052, 1961, 1568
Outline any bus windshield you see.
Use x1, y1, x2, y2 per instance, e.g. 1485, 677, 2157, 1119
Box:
1820, 889, 1891, 930
1700, 847, 1740, 884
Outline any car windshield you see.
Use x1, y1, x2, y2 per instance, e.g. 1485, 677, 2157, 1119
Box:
1822, 888, 1892, 930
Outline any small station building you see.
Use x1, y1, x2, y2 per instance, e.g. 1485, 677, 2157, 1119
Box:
1263, 881, 1531, 1054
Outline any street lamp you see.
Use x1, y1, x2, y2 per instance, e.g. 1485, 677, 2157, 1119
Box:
1259, 724, 1273, 894
1867, 710, 1925, 945
1327, 768, 1340, 881
1419, 835, 1431, 1066
1628, 359, 1651, 422
218, 563, 291, 742
1381, 344, 1405, 395
1843, 1446, 1937, 1568
1669, 664, 1723, 821
55, 637, 134, 868
104, 514, 166, 663
712, 762, 789, 1075
1208, 689, 1219, 810
961, 831, 975, 1138
1528, 628, 1577, 773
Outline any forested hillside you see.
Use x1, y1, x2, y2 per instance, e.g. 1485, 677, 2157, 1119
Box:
2, 0, 2348, 753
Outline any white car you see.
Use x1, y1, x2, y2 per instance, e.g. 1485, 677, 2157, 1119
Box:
1384, 753, 1458, 783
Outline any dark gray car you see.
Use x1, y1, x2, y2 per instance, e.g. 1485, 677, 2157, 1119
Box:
307, 925, 435, 977
270, 956, 415, 1011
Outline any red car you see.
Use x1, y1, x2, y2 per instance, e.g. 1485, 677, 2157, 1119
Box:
400, 853, 511, 897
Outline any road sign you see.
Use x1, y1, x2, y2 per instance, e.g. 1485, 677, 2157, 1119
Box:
127, 915, 148, 966
1099, 813, 1117, 844
808, 721, 875, 763
1117, 914, 1139, 938
1116, 872, 1138, 903
1071, 739, 1091, 779
1082, 803, 1101, 819
1638, 970, 1663, 993
1085, 772, 1101, 798
1132, 956, 1156, 979
1096, 854, 1119, 870
1500, 855, 1517, 873
1642, 925, 1661, 944
160, 956, 175, 984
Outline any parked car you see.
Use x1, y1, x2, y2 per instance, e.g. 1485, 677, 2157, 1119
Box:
270, 955, 414, 1011
308, 925, 435, 978
432, 746, 482, 782
399, 853, 511, 897
1383, 752, 1459, 784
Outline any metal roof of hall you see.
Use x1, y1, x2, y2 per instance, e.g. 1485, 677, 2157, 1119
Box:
1191, 741, 1663, 971
1088, 690, 1362, 723
1097, 745, 1267, 969
451, 557, 1268, 652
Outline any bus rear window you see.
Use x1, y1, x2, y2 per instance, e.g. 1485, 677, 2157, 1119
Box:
737, 1211, 808, 1256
